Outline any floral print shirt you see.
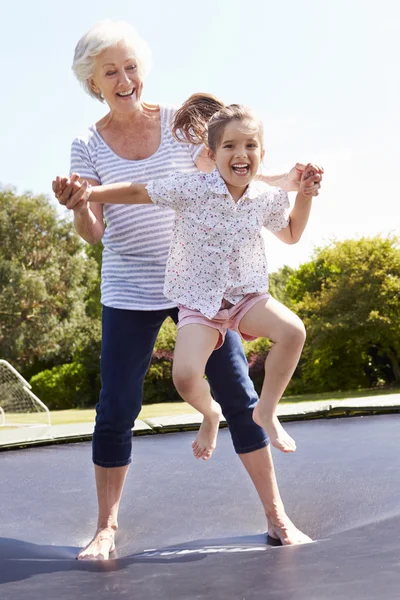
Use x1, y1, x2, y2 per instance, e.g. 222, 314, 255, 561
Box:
146, 169, 290, 319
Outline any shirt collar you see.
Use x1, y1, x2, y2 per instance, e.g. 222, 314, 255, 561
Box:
205, 169, 261, 200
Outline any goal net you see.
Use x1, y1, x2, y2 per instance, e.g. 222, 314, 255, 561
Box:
0, 360, 51, 427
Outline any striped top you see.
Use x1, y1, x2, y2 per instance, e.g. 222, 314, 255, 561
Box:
70, 105, 202, 310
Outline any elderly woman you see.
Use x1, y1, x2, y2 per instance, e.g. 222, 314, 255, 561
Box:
54, 20, 317, 560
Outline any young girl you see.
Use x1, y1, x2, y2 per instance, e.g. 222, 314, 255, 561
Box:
57, 94, 322, 460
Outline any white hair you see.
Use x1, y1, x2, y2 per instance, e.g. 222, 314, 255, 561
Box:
72, 20, 153, 102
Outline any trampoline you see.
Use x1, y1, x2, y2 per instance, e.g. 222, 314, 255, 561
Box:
1, 414, 400, 600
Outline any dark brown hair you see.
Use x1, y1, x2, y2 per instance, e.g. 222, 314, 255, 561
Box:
172, 93, 264, 153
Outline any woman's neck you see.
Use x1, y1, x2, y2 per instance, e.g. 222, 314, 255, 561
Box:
97, 102, 159, 133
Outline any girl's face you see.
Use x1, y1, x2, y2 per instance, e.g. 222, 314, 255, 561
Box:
209, 120, 264, 200
90, 42, 144, 114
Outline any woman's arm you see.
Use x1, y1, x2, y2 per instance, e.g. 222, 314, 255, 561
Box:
53, 175, 105, 244
258, 163, 324, 193
273, 163, 323, 245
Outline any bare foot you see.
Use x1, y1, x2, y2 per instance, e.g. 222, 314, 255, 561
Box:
76, 526, 116, 560
268, 516, 313, 546
192, 401, 222, 460
253, 405, 296, 453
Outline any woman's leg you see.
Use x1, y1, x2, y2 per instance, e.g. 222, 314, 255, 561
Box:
240, 446, 312, 545
78, 305, 170, 560
205, 329, 311, 545
173, 324, 222, 459
239, 297, 306, 453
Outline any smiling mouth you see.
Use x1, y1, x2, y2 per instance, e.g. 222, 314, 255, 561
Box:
231, 163, 250, 176
117, 89, 135, 97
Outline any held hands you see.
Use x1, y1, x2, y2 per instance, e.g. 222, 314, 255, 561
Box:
298, 163, 323, 198
52, 173, 92, 212
285, 163, 324, 195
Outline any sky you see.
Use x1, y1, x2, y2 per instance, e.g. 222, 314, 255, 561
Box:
1, 0, 399, 272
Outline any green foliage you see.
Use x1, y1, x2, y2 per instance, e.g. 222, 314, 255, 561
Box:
142, 318, 179, 403
5, 186, 398, 408
154, 317, 177, 352
268, 265, 294, 306
244, 337, 272, 394
30, 362, 92, 409
287, 236, 400, 392
84, 242, 103, 319
0, 187, 99, 374
143, 356, 181, 404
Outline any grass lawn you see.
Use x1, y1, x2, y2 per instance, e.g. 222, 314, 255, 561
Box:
3, 386, 398, 427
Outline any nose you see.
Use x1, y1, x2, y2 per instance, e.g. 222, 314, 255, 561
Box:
234, 146, 247, 158
118, 70, 131, 86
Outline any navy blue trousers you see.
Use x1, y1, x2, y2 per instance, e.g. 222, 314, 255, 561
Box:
93, 305, 268, 467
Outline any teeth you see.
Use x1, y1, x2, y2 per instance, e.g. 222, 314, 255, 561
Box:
118, 90, 134, 96
232, 164, 248, 168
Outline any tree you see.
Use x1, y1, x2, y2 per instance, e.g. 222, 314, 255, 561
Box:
0, 187, 98, 376
268, 265, 294, 306
287, 236, 400, 391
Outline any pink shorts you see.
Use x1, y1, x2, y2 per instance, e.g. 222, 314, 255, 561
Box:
178, 292, 271, 350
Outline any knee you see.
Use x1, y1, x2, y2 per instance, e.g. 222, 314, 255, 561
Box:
282, 317, 306, 350
291, 318, 306, 347
172, 363, 202, 396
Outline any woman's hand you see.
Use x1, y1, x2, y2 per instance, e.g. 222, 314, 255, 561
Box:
52, 173, 92, 212
284, 162, 324, 194
298, 164, 324, 197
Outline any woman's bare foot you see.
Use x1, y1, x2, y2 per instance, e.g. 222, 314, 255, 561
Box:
192, 401, 222, 460
268, 516, 313, 546
76, 526, 116, 560
253, 405, 296, 453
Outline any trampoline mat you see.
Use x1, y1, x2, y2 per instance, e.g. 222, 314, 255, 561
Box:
1, 414, 400, 600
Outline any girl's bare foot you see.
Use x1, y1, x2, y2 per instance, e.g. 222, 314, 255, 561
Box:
253, 405, 296, 453
76, 526, 116, 560
268, 516, 313, 545
192, 401, 222, 460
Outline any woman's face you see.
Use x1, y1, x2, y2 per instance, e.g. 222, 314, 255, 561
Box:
90, 42, 144, 113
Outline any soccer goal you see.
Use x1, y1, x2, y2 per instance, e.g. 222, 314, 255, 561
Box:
0, 360, 51, 427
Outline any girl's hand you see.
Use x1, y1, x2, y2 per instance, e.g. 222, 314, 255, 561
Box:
52, 173, 92, 211
285, 162, 324, 193
299, 163, 324, 197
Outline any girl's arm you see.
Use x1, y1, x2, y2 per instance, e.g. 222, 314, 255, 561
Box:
273, 163, 322, 245
87, 181, 152, 205
55, 174, 153, 206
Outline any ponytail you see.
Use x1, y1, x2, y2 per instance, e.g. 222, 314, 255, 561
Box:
172, 93, 225, 147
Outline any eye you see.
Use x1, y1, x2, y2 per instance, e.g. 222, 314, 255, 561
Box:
223, 144, 233, 149
126, 65, 137, 71
106, 71, 117, 76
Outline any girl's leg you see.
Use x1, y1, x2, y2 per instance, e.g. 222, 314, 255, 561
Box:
239, 297, 306, 453
173, 324, 222, 460
205, 329, 311, 545
78, 306, 170, 560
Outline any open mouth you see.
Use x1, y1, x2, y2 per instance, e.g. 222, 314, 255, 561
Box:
117, 89, 135, 98
231, 163, 250, 176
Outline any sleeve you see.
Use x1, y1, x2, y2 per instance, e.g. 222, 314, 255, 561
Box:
70, 137, 101, 183
263, 187, 291, 232
146, 172, 193, 212
188, 141, 205, 164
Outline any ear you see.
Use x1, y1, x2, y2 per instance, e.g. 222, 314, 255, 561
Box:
207, 148, 216, 162
260, 148, 266, 161
89, 78, 101, 94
